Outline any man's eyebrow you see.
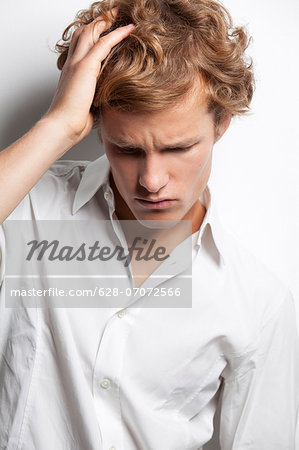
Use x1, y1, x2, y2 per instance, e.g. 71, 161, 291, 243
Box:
107, 137, 203, 150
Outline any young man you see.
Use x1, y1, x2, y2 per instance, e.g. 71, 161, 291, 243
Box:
0, 0, 298, 449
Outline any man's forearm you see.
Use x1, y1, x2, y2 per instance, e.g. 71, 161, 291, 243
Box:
0, 117, 77, 224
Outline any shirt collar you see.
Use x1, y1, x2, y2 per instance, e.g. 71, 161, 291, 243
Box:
72, 154, 226, 265
197, 185, 227, 266
72, 154, 111, 215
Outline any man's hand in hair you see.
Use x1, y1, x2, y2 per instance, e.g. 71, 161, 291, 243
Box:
44, 9, 135, 145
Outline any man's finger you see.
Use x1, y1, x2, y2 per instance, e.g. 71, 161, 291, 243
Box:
66, 8, 119, 65
91, 7, 119, 44
65, 27, 84, 64
85, 23, 135, 69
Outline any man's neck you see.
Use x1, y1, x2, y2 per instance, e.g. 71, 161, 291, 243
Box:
109, 171, 136, 220
184, 200, 207, 234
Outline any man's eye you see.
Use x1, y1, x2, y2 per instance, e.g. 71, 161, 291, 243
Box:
114, 145, 193, 154
170, 147, 191, 152
165, 145, 193, 152
116, 146, 140, 154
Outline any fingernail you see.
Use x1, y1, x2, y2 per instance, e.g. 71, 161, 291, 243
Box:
127, 23, 135, 29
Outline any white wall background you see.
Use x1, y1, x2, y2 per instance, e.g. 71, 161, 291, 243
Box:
1, 1, 298, 447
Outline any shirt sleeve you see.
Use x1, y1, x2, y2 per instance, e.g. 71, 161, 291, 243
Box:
219, 289, 299, 450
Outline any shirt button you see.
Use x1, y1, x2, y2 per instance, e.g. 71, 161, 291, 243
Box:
104, 191, 112, 201
100, 378, 111, 389
117, 309, 126, 318
109, 447, 116, 450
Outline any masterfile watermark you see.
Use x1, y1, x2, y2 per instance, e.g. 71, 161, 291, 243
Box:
26, 237, 169, 267
2, 220, 193, 308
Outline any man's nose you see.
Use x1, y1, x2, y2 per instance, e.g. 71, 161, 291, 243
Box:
138, 154, 169, 193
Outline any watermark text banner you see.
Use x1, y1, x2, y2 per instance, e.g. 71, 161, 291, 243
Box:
4, 220, 192, 308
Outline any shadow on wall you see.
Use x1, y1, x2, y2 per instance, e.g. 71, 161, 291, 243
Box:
0, 81, 104, 162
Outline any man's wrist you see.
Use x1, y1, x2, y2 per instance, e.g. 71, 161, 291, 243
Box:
36, 115, 80, 157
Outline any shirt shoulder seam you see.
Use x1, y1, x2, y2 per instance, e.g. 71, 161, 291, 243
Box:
44, 160, 90, 178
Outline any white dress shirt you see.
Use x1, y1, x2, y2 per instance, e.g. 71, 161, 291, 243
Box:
0, 154, 298, 450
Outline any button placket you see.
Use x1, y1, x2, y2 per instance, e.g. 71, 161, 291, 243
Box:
93, 311, 134, 448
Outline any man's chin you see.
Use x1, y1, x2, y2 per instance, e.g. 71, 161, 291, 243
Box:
132, 210, 183, 230
135, 218, 180, 230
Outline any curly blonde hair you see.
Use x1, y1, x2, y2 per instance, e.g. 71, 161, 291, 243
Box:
55, 0, 255, 130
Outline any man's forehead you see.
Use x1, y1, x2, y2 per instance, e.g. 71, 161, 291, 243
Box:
100, 95, 211, 148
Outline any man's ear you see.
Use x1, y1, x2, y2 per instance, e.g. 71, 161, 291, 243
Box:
214, 113, 232, 143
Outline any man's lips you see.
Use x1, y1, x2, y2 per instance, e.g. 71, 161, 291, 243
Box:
135, 197, 177, 210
